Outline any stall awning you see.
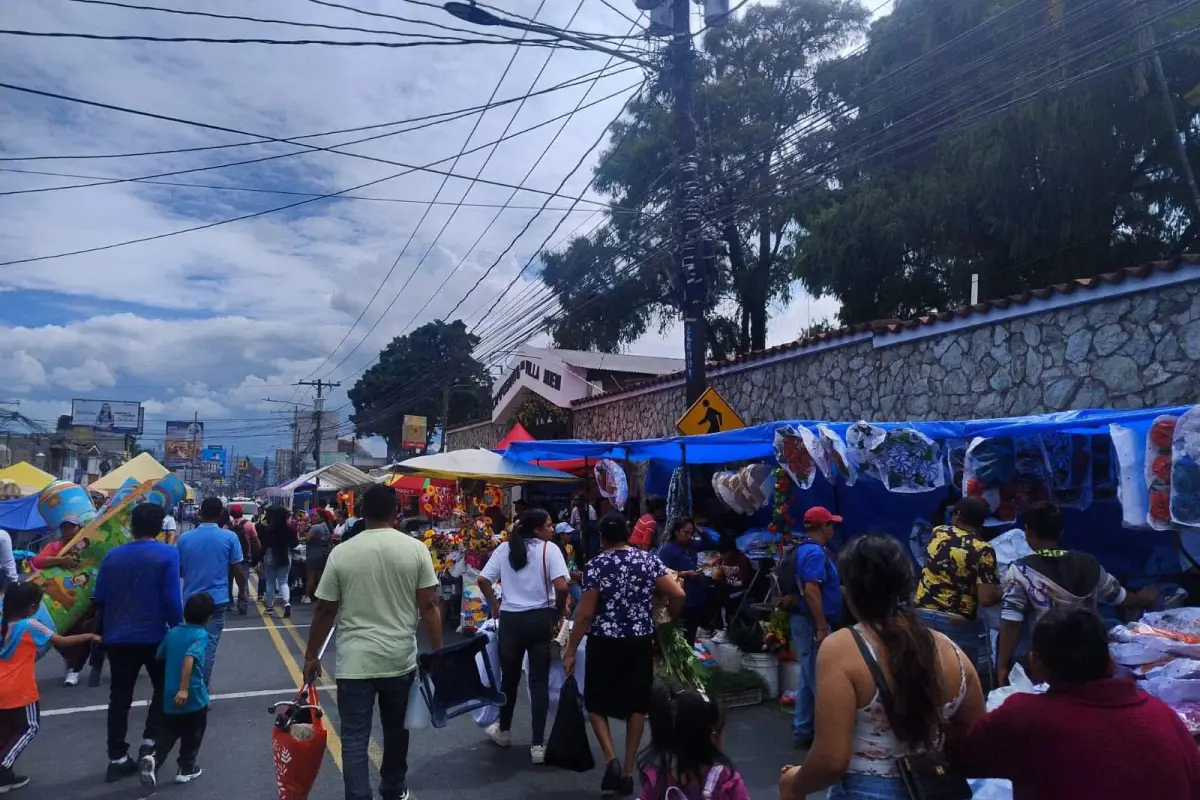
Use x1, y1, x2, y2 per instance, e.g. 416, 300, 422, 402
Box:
266, 462, 376, 495
0, 493, 48, 532
493, 423, 590, 473
503, 406, 1197, 465
389, 449, 580, 485
387, 474, 455, 495
89, 453, 196, 499
0, 462, 56, 496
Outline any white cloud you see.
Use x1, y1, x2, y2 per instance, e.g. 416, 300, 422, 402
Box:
0, 0, 834, 454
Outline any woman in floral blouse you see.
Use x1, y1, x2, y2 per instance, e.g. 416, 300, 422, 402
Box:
564, 513, 685, 797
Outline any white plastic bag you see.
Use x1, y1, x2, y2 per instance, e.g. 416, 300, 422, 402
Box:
404, 674, 430, 730
472, 620, 502, 728
1111, 423, 1151, 529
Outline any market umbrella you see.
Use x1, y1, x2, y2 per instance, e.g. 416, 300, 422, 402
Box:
389, 448, 580, 485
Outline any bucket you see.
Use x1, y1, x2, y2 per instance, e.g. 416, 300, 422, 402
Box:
779, 659, 801, 695
716, 643, 742, 672
741, 652, 779, 698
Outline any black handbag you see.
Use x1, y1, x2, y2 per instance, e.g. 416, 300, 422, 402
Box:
849, 628, 971, 800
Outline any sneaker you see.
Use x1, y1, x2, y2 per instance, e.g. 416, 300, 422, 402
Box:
237, 605, 249, 616
600, 758, 622, 795
0, 767, 30, 793
300, 596, 313, 605
484, 722, 511, 747
710, 630, 728, 645
381, 791, 412, 800
63, 669, 80, 687
283, 603, 292, 619
105, 756, 138, 783
87, 665, 103, 687
530, 745, 545, 764
265, 608, 275, 617
174, 766, 203, 784
137, 754, 156, 788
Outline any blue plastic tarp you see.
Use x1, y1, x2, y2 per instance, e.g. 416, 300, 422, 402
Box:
504, 406, 1195, 466
0, 493, 48, 533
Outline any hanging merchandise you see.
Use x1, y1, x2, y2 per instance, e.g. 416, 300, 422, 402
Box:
1091, 434, 1119, 502
817, 424, 857, 486
1170, 406, 1200, 528
848, 423, 943, 493
712, 464, 773, 515
594, 459, 629, 511
1041, 433, 1093, 510
964, 436, 1051, 521
944, 438, 969, 491
774, 425, 817, 489
1112, 423, 1152, 529
1146, 415, 1179, 530
664, 466, 692, 545
769, 467, 794, 539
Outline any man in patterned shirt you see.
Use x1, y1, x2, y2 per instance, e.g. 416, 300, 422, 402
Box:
913, 497, 1000, 673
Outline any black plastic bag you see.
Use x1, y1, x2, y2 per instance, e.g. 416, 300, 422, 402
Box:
544, 676, 595, 772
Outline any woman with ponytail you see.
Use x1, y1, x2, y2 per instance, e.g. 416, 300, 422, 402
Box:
779, 534, 986, 800
477, 508, 570, 764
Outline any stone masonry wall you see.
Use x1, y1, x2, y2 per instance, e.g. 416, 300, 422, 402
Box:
573, 279, 1200, 442
444, 420, 507, 452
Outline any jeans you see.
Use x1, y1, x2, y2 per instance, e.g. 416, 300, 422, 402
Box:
827, 773, 910, 799
264, 551, 291, 608
106, 643, 166, 760
791, 614, 818, 741
202, 604, 227, 687
337, 673, 414, 800
915, 608, 987, 679
567, 584, 582, 617
498, 607, 554, 744
153, 708, 207, 771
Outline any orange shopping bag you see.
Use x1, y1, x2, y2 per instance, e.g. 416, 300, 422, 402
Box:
271, 685, 327, 800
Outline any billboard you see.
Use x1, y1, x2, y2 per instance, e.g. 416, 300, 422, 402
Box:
163, 420, 204, 467
71, 399, 143, 433
402, 415, 428, 451
200, 446, 227, 478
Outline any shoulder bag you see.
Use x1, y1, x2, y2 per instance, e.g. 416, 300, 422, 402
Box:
848, 627, 971, 800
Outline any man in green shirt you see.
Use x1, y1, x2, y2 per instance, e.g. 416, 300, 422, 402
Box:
304, 484, 441, 800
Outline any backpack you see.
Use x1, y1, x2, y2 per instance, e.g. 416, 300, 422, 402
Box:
233, 520, 260, 565
663, 766, 731, 800
775, 539, 831, 600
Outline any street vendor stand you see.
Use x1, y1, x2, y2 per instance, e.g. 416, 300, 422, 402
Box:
262, 462, 376, 510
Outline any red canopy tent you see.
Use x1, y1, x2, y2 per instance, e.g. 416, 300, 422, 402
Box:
388, 474, 455, 496
495, 423, 590, 475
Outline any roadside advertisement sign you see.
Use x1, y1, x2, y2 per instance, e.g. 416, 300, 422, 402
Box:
200, 446, 227, 478
71, 399, 143, 433
402, 415, 428, 451
164, 420, 204, 467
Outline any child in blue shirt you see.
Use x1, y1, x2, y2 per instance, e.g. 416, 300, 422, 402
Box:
139, 592, 212, 788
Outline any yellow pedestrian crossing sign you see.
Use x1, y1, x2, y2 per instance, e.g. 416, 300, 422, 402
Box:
676, 387, 745, 436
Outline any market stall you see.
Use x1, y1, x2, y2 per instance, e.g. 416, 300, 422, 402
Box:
262, 462, 375, 509
89, 453, 196, 500
0, 462, 56, 496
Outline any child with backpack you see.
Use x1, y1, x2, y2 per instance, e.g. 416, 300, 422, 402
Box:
0, 583, 101, 792
638, 685, 750, 800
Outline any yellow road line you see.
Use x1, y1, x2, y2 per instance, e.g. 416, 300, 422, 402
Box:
275, 607, 384, 768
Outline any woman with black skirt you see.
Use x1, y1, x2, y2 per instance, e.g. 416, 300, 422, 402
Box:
563, 513, 685, 796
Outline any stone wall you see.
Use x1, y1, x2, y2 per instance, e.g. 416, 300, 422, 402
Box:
444, 420, 507, 452
573, 278, 1200, 441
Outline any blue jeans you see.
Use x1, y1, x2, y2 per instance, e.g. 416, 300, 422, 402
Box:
915, 608, 986, 679
202, 603, 227, 687
827, 773, 909, 799
264, 551, 291, 608
337, 672, 415, 800
568, 583, 582, 618
791, 614, 817, 741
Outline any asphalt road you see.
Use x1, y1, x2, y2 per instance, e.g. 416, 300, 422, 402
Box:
27, 596, 812, 800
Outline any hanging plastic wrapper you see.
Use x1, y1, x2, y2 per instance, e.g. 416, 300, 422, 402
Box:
846, 422, 886, 484
1170, 405, 1200, 528
712, 464, 772, 515
943, 438, 968, 492
849, 423, 943, 493
1145, 415, 1179, 530
663, 467, 692, 546
1112, 423, 1152, 529
816, 423, 857, 486
1041, 432, 1093, 510
594, 459, 628, 511
774, 425, 817, 490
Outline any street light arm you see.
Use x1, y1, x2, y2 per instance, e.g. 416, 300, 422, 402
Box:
443, 2, 656, 69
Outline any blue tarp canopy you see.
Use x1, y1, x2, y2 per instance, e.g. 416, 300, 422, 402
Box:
0, 493, 48, 533
504, 406, 1194, 466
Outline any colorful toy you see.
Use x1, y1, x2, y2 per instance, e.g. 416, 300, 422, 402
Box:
37, 480, 98, 530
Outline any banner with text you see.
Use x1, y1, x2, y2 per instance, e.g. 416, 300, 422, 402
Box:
164, 420, 204, 467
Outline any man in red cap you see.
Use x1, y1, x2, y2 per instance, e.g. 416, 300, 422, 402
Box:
781, 506, 842, 748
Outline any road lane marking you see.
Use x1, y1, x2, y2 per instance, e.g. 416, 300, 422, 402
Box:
224, 624, 311, 632
275, 611, 385, 769
42, 686, 338, 716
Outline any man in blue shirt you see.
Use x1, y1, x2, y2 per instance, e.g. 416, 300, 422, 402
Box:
140, 592, 212, 788
785, 506, 842, 748
93, 503, 183, 783
177, 497, 244, 688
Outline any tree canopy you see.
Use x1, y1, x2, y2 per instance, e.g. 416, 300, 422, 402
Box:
539, 0, 1200, 345
348, 320, 491, 453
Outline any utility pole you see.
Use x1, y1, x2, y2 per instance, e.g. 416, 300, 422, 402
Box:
440, 383, 451, 455
189, 411, 199, 488
295, 379, 340, 471
672, 0, 706, 406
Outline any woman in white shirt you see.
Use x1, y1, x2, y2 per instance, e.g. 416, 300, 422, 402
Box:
477, 508, 570, 764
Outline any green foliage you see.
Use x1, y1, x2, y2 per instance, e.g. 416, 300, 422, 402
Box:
797, 0, 1200, 324
348, 320, 491, 452
541, 0, 868, 355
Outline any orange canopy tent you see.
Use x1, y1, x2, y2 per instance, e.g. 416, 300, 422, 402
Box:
387, 474, 454, 496
495, 423, 590, 475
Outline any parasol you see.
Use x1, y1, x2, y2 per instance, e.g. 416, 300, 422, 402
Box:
388, 449, 579, 485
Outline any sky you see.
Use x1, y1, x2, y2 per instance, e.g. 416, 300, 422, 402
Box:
0, 0, 840, 459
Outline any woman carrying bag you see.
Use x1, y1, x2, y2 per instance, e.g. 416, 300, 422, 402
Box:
477, 508, 570, 765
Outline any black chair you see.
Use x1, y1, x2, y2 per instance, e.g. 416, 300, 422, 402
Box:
416, 633, 505, 729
